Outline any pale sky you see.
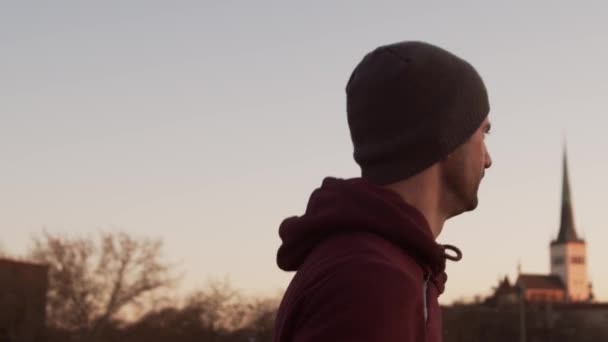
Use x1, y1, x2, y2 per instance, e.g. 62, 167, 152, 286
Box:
2, 1, 608, 304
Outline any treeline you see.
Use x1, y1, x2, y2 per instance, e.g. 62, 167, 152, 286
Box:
20, 231, 608, 342
44, 281, 277, 342
443, 302, 608, 342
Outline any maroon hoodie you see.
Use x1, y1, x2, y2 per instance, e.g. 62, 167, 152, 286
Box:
274, 177, 455, 342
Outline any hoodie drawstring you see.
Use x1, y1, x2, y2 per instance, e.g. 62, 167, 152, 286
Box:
441, 244, 462, 261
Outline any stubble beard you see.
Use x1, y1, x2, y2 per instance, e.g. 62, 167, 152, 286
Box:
443, 168, 482, 218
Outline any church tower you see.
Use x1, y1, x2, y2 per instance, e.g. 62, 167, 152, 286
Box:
550, 147, 590, 301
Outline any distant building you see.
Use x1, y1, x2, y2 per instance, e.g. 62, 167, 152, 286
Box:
516, 274, 566, 303
548, 149, 590, 301
489, 147, 594, 304
484, 276, 519, 306
0, 258, 48, 342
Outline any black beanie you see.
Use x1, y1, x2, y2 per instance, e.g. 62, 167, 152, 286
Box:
346, 41, 489, 185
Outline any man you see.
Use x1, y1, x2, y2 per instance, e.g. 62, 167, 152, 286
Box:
273, 41, 492, 342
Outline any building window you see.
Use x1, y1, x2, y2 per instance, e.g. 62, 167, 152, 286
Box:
553, 257, 564, 265
571, 256, 585, 264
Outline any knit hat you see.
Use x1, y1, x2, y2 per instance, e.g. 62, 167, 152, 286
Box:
346, 41, 489, 185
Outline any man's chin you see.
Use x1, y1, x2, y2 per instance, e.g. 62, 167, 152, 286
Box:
466, 198, 479, 211
463, 195, 479, 212
448, 196, 478, 218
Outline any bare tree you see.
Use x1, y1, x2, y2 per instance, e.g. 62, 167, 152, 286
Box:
123, 279, 280, 342
29, 231, 175, 340
185, 278, 249, 332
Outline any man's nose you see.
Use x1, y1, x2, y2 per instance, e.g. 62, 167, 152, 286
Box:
485, 150, 492, 169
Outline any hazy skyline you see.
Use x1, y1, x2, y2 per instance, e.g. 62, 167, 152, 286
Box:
2, 2, 608, 304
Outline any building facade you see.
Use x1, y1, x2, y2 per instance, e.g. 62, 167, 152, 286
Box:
0, 258, 48, 342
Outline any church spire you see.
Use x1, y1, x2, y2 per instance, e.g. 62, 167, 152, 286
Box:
555, 145, 580, 243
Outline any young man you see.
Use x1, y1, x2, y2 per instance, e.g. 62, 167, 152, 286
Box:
273, 41, 492, 342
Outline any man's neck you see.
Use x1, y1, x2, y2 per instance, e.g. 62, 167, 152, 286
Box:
383, 168, 448, 239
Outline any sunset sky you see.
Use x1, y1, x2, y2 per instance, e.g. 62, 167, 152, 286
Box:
2, 1, 608, 304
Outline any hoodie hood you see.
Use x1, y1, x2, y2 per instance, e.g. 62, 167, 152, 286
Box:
277, 177, 452, 277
